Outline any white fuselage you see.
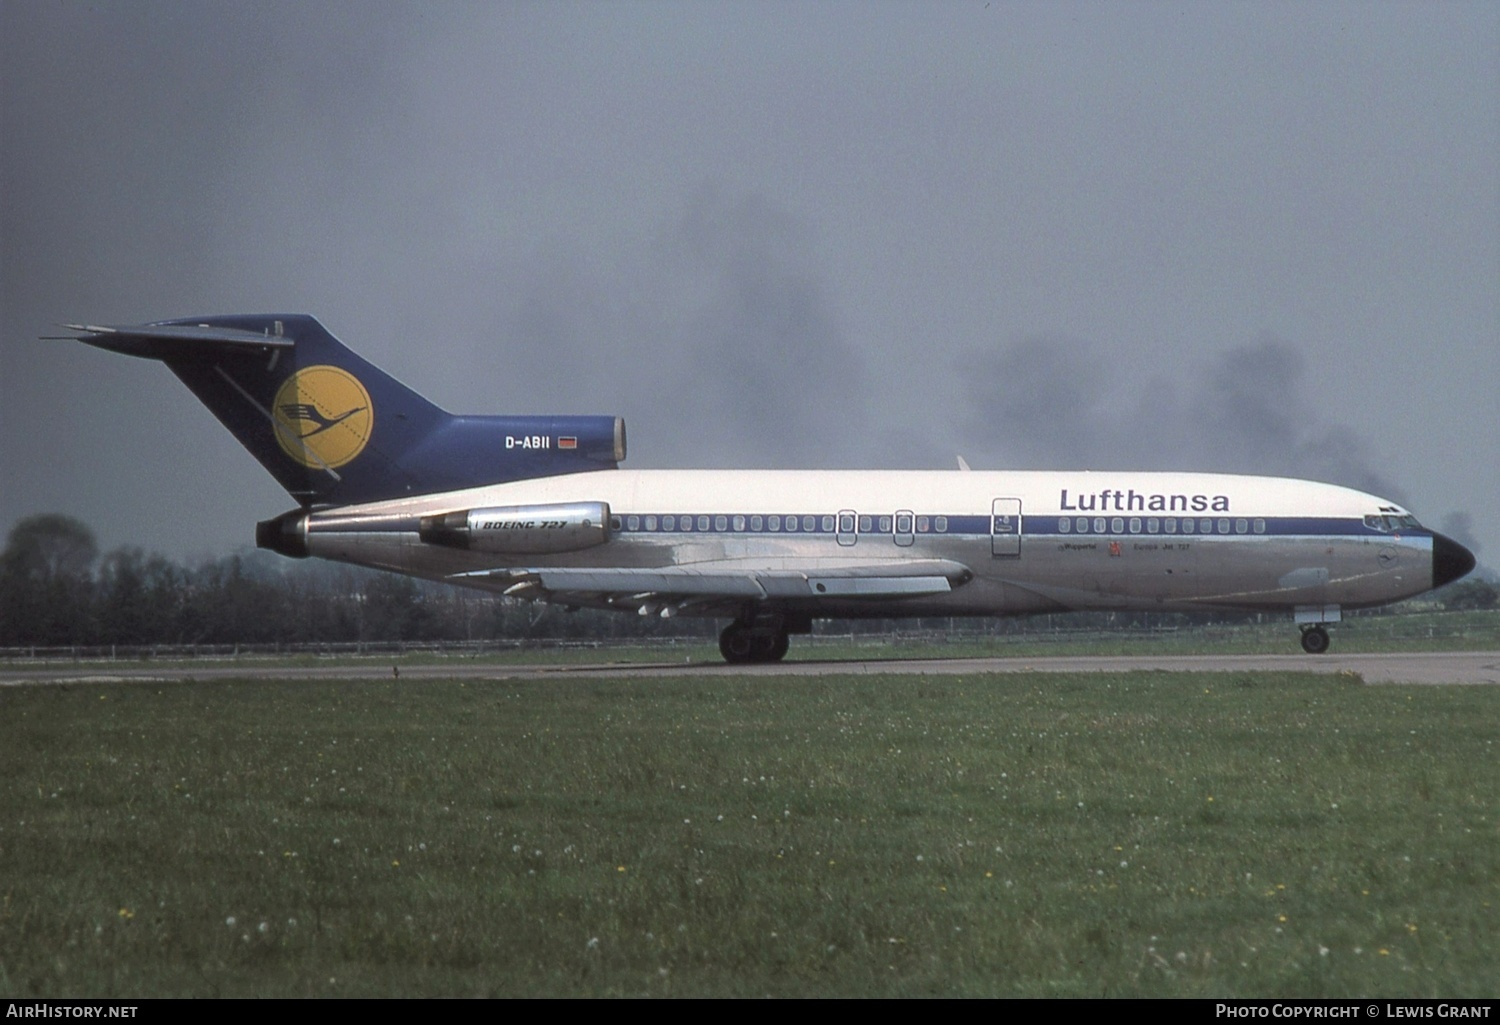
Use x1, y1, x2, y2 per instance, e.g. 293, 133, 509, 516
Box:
296, 469, 1437, 620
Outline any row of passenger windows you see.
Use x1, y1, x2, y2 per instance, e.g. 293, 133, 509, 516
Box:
608, 513, 952, 534
1059, 516, 1266, 535
606, 513, 1276, 536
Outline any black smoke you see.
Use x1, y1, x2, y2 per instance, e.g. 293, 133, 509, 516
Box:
964, 334, 1409, 503
485, 189, 871, 469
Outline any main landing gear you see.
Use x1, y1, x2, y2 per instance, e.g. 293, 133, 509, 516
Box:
1299, 624, 1331, 655
718, 621, 790, 664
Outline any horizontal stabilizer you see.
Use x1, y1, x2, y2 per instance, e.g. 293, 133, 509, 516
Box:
57, 322, 294, 359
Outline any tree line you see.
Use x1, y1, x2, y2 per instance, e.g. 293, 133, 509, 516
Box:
0, 513, 714, 648
2, 513, 1493, 649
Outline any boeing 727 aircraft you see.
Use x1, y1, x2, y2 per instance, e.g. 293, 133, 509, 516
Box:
64, 315, 1475, 661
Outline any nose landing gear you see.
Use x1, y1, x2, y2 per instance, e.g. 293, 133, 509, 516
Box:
1295, 605, 1340, 654
1299, 624, 1331, 654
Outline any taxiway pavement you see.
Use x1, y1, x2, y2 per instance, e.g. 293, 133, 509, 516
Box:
2, 651, 1497, 686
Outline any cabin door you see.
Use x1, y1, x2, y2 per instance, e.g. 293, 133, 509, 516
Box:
991, 498, 1022, 557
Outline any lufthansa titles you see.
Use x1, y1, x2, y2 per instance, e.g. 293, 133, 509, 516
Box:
1061, 488, 1230, 514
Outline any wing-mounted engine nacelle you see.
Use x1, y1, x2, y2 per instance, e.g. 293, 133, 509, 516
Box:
419, 502, 611, 554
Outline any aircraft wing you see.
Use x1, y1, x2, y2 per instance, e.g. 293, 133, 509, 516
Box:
455, 557, 973, 603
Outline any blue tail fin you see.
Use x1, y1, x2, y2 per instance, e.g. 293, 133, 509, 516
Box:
68, 315, 624, 506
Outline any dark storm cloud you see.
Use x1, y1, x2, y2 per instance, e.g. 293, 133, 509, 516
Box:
964, 335, 1408, 504
487, 189, 870, 470
1, 3, 418, 316
0, 3, 460, 556
961, 337, 1108, 469
1439, 512, 1482, 559
1189, 339, 1407, 501
667, 191, 870, 467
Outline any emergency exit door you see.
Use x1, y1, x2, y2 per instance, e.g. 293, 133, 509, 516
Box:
991, 498, 1021, 557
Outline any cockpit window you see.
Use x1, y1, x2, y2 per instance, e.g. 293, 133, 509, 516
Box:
1366, 512, 1422, 532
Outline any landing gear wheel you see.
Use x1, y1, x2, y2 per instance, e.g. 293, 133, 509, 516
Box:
757, 631, 789, 662
719, 624, 755, 664
1300, 625, 1330, 655
719, 625, 790, 663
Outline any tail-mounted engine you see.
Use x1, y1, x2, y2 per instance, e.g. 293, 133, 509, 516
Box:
419, 502, 611, 555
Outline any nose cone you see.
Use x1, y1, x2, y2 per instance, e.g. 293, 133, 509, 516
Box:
1431, 532, 1477, 589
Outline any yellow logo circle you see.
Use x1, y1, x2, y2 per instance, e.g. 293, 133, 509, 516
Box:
271, 365, 373, 469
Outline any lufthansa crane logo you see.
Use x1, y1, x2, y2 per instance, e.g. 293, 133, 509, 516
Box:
271, 365, 373, 469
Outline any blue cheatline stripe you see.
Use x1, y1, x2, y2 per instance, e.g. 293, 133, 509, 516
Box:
1036, 516, 1430, 538
604, 512, 1430, 539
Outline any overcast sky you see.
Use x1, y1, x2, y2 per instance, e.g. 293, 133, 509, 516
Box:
2, 1, 1496, 569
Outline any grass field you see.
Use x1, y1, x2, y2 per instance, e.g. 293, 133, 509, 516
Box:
1, 670, 1495, 997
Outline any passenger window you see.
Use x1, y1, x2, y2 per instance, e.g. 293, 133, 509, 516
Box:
1200, 519, 1212, 534
769, 515, 781, 531
1129, 518, 1141, 534
935, 516, 948, 533
610, 516, 622, 531
1111, 517, 1124, 534
879, 516, 892, 533
1165, 518, 1177, 533
627, 515, 639, 531
822, 515, 835, 532
1059, 518, 1071, 534
733, 515, 746, 531
895, 513, 913, 533
916, 516, 929, 532
1147, 518, 1159, 534
804, 516, 816, 532
1077, 517, 1088, 533
1253, 518, 1265, 534
1182, 519, 1194, 534
1235, 518, 1247, 534
645, 515, 657, 531
680, 516, 692, 532
663, 515, 675, 531
839, 513, 855, 533
859, 515, 873, 532
1217, 519, 1229, 534
698, 515, 710, 531
750, 515, 762, 531
1093, 518, 1106, 534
